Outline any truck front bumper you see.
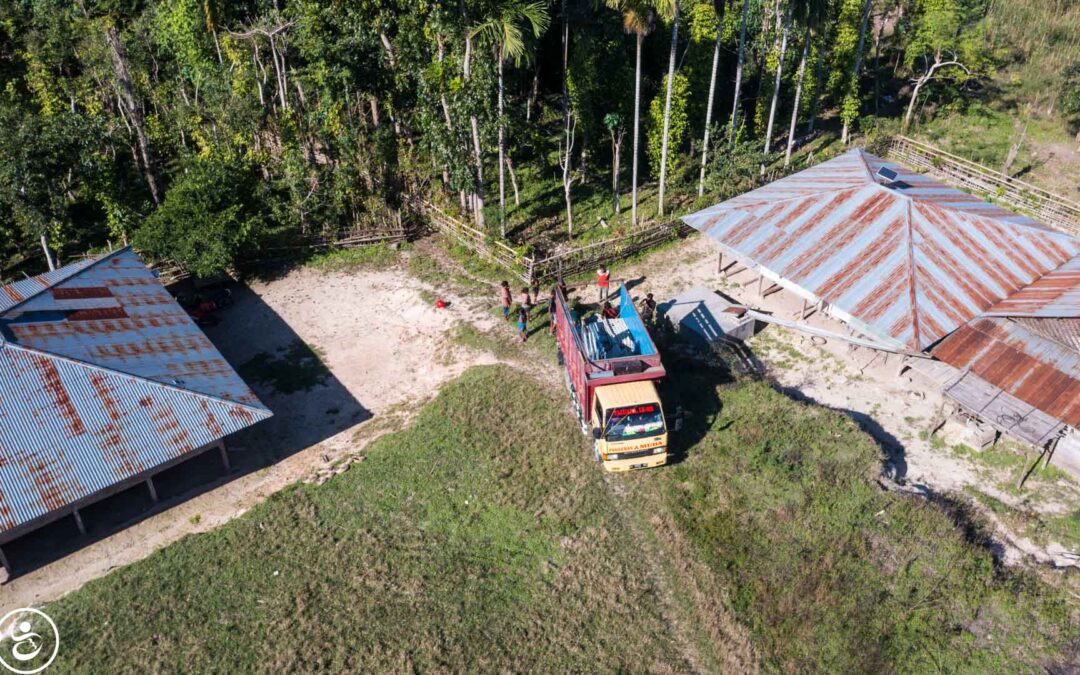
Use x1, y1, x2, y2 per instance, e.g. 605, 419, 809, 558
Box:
602, 451, 668, 472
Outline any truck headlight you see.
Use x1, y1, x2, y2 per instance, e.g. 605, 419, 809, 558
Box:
653, 447, 663, 454
607, 454, 619, 460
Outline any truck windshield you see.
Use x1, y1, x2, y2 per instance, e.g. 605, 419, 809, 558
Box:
605, 403, 665, 441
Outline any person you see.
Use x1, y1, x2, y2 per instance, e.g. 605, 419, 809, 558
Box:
519, 287, 533, 314
516, 305, 529, 343
499, 280, 512, 320
601, 301, 618, 320
530, 280, 541, 306
548, 286, 559, 335
596, 265, 610, 302
640, 293, 657, 324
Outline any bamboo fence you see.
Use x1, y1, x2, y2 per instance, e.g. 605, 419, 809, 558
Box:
885, 136, 1080, 237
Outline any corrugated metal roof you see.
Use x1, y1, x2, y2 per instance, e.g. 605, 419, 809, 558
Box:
985, 255, 1080, 318
0, 248, 270, 538
0, 257, 99, 315
682, 149, 1080, 351
933, 317, 1080, 431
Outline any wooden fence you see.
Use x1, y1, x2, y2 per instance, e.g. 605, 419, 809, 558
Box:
417, 200, 684, 284
885, 136, 1080, 237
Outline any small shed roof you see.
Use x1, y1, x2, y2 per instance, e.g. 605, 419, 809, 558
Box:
0, 249, 271, 539
682, 149, 1080, 351
933, 317, 1080, 433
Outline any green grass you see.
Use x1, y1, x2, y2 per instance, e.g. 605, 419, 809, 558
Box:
237, 339, 330, 394
47, 366, 682, 673
634, 346, 1078, 672
305, 243, 404, 273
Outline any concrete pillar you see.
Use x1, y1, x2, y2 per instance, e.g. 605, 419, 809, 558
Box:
218, 442, 231, 472
146, 477, 159, 503
757, 275, 765, 297
73, 509, 86, 536
717, 252, 723, 274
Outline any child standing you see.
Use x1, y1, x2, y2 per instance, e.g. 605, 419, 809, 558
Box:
499, 280, 512, 320
596, 265, 610, 302
516, 305, 529, 343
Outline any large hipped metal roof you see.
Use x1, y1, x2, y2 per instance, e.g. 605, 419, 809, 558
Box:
682, 149, 1080, 351
0, 249, 271, 538
986, 254, 1080, 319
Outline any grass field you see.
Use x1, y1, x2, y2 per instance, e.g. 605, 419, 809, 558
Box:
45, 338, 1080, 672
48, 366, 682, 672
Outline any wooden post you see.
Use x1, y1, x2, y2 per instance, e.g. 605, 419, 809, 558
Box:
0, 544, 11, 579
218, 442, 231, 472
799, 298, 808, 319
717, 252, 723, 274
757, 275, 765, 297
146, 477, 159, 503
73, 509, 87, 536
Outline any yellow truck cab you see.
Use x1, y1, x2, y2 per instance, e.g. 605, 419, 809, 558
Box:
590, 380, 668, 471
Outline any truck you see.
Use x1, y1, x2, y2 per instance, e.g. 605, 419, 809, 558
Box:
553, 283, 669, 471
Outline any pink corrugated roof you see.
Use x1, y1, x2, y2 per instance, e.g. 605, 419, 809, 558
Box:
682, 149, 1080, 351
986, 255, 1080, 318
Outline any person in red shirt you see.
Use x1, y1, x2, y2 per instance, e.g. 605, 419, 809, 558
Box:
601, 301, 618, 319
596, 264, 610, 302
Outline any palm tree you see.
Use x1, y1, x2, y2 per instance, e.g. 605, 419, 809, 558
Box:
783, 0, 826, 167
698, 0, 728, 197
763, 0, 793, 160
841, 0, 872, 145
608, 0, 656, 226
728, 0, 750, 151
471, 0, 550, 237
656, 0, 679, 217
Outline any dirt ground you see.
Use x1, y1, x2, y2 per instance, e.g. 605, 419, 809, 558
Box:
5, 232, 1078, 611
1, 263, 501, 612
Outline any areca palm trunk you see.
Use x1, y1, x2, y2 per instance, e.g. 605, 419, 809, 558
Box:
698, 4, 726, 197
498, 52, 506, 237
728, 0, 750, 151
632, 31, 643, 226
785, 23, 811, 167
763, 2, 792, 158
657, 0, 680, 217
841, 0, 872, 145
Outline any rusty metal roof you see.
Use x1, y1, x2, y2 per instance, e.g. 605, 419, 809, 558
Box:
0, 249, 270, 538
986, 254, 1080, 318
933, 317, 1080, 432
682, 149, 1080, 351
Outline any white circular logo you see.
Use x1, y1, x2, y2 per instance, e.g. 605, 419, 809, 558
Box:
0, 609, 59, 674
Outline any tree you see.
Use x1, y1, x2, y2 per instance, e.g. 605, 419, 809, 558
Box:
648, 73, 689, 183
901, 0, 982, 132
1062, 62, 1080, 144
762, 0, 792, 160
135, 156, 266, 277
655, 0, 679, 217
471, 0, 550, 237
840, 0, 872, 144
604, 113, 626, 212
728, 0, 750, 151
698, 0, 728, 196
608, 0, 656, 226
784, 0, 826, 166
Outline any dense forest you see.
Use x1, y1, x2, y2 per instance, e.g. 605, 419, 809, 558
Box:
1, 0, 1078, 278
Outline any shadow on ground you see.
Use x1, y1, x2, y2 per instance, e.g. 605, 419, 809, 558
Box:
3, 282, 368, 579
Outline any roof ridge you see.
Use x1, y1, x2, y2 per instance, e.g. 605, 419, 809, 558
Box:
0, 340, 272, 417
903, 200, 924, 350
0, 247, 132, 317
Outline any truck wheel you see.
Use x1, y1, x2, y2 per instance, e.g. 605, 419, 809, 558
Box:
556, 347, 564, 366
